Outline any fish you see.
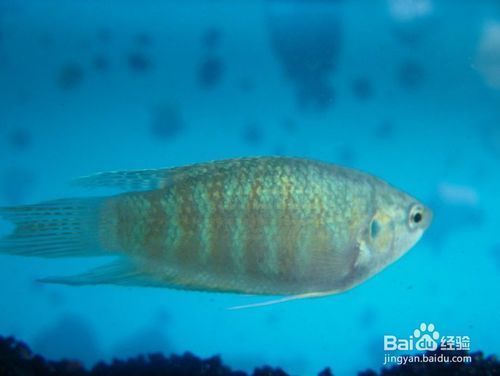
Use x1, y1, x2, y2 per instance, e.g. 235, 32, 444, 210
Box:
0, 157, 432, 308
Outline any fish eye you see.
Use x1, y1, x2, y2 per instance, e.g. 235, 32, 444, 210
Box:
370, 218, 381, 239
409, 204, 424, 229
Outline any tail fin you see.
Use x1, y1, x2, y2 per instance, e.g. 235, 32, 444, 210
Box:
0, 197, 108, 258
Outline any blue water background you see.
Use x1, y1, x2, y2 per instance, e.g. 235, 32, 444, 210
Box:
0, 1, 499, 375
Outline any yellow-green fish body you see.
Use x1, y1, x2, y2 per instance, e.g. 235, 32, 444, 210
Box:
0, 157, 432, 299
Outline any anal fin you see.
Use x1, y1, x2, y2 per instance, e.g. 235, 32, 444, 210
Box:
38, 260, 162, 287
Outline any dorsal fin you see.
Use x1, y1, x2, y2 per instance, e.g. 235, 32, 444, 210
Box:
72, 169, 181, 191
71, 158, 270, 192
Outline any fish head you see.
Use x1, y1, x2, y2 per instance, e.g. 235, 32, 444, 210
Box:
361, 184, 433, 273
343, 179, 433, 289
336, 180, 433, 293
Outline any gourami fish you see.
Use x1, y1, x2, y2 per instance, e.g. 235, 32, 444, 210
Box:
0, 157, 432, 308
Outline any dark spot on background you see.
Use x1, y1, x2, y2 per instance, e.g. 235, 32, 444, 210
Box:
127, 52, 152, 73
351, 77, 373, 101
57, 63, 84, 90
267, 1, 341, 111
198, 56, 224, 89
373, 120, 395, 139
155, 308, 172, 325
32, 314, 101, 366
198, 28, 224, 88
1, 168, 35, 204
150, 103, 185, 141
92, 55, 110, 72
8, 128, 31, 151
359, 307, 377, 329
202, 27, 222, 50
397, 60, 424, 90
242, 122, 264, 145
